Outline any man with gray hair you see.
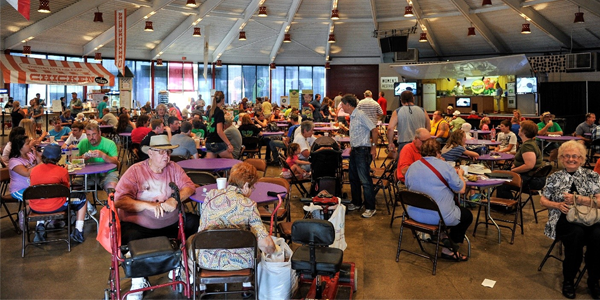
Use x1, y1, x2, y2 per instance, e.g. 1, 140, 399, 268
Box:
294, 120, 316, 171
341, 94, 379, 218
357, 90, 383, 125
224, 113, 242, 159
396, 128, 430, 184
170, 121, 198, 159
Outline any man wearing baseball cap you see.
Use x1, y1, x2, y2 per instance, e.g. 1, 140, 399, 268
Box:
537, 111, 563, 158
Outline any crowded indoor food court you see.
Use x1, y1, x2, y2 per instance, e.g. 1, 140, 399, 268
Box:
1, 0, 600, 299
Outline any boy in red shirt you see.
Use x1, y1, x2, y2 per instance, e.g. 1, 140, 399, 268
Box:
30, 144, 87, 243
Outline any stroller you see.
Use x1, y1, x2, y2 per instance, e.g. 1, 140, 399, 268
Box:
308, 136, 343, 197
103, 183, 191, 300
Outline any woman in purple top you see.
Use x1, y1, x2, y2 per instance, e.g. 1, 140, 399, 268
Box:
8, 135, 42, 200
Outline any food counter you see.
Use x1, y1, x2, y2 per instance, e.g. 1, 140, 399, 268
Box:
437, 96, 495, 114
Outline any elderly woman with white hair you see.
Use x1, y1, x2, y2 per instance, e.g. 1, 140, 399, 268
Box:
540, 140, 600, 299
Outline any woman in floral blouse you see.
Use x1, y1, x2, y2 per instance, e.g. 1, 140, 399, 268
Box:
190, 162, 275, 271
540, 140, 600, 299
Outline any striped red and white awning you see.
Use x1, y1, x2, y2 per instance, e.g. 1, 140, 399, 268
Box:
0, 54, 115, 86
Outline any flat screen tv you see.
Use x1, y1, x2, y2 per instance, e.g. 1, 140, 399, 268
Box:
379, 36, 409, 53
517, 77, 537, 94
456, 97, 471, 107
394, 82, 417, 96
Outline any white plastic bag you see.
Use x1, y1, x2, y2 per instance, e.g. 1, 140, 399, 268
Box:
257, 237, 297, 300
328, 200, 347, 250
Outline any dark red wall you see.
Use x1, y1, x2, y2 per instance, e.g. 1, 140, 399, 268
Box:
326, 65, 379, 100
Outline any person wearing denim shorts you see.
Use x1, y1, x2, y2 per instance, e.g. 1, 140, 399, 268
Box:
205, 91, 234, 158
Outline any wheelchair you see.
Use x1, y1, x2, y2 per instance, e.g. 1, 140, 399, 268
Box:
103, 183, 191, 300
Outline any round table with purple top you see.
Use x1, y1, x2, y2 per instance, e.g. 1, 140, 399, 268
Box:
338, 137, 350, 143
261, 131, 285, 136
313, 122, 332, 127
177, 158, 242, 173
314, 127, 339, 131
536, 135, 582, 155
466, 178, 509, 244
69, 163, 117, 229
342, 148, 350, 158
99, 125, 114, 128
465, 139, 501, 146
476, 152, 515, 170
189, 182, 287, 204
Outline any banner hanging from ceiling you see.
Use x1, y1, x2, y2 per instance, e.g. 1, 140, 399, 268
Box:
0, 54, 115, 86
114, 9, 127, 76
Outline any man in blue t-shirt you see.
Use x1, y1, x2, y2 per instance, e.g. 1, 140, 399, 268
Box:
48, 119, 72, 141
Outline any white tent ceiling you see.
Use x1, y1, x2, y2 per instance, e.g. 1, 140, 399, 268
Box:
1, 0, 599, 66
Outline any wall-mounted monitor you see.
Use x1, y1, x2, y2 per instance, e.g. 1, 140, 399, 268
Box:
517, 77, 537, 94
456, 97, 471, 107
394, 82, 417, 96
379, 36, 409, 53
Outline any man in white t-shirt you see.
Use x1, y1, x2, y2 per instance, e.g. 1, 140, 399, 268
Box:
62, 122, 87, 149
294, 121, 316, 171
495, 119, 517, 154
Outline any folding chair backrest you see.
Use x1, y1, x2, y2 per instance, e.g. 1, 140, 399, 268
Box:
187, 171, 217, 186
257, 177, 290, 192
0, 168, 9, 195
245, 158, 267, 177
169, 155, 187, 162
398, 190, 444, 221
23, 184, 70, 200
242, 137, 260, 150
291, 219, 335, 246
192, 229, 257, 252
495, 170, 522, 191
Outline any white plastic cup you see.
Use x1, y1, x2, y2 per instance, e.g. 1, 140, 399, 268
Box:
216, 178, 227, 190
460, 165, 469, 175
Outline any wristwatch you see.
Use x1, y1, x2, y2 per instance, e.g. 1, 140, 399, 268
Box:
371, 143, 376, 146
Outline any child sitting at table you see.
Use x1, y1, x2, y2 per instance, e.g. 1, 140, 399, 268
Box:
494, 119, 518, 154
281, 143, 310, 179
29, 144, 88, 243
479, 117, 491, 130
461, 123, 474, 139
441, 130, 480, 162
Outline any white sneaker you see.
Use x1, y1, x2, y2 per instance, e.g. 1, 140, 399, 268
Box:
167, 266, 193, 284
361, 209, 376, 218
127, 277, 150, 300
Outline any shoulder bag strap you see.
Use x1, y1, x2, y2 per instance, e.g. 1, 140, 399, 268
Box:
419, 158, 450, 189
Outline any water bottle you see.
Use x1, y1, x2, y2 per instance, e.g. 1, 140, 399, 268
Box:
482, 145, 488, 155
491, 127, 496, 141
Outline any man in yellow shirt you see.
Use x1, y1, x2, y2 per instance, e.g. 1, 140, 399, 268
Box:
262, 97, 272, 119
430, 110, 449, 143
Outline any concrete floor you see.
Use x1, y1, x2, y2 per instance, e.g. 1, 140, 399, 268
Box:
0, 151, 588, 299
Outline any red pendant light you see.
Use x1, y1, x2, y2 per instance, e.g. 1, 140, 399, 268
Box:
216, 60, 222, 67
193, 27, 201, 37
325, 62, 331, 69
23, 45, 31, 56
328, 33, 336, 43
574, 7, 585, 23
239, 31, 247, 40
419, 32, 428, 42
283, 33, 291, 43
94, 9, 103, 22
38, 0, 50, 13
94, 53, 102, 61
521, 23, 531, 34
404, 6, 414, 17
270, 63, 276, 70
144, 21, 154, 32
467, 26, 476, 36
258, 6, 267, 17
331, 9, 340, 20
186, 0, 197, 7
156, 59, 163, 66
482, 0, 492, 6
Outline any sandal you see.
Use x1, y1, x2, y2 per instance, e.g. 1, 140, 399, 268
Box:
441, 252, 468, 262
441, 238, 459, 252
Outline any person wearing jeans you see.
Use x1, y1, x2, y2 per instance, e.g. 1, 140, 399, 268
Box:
341, 94, 379, 218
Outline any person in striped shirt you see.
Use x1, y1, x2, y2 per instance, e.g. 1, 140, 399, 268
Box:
357, 90, 383, 125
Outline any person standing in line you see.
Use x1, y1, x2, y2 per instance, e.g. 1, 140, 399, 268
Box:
342, 94, 379, 218
377, 91, 387, 118
494, 82, 504, 113
310, 94, 323, 122
205, 91, 234, 159
357, 90, 383, 125
97, 96, 109, 118
70, 92, 83, 115
387, 91, 430, 153
262, 97, 272, 119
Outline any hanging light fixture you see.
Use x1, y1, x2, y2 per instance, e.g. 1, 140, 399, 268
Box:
328, 33, 336, 43
270, 63, 276, 70
574, 7, 585, 23
331, 9, 340, 20
404, 6, 414, 17
521, 23, 531, 34
239, 31, 247, 40
93, 8, 103, 22
156, 59, 163, 66
482, 0, 492, 6
325, 62, 331, 69
216, 60, 222, 67
23, 45, 31, 56
283, 33, 291, 43
419, 32, 428, 42
467, 25, 476, 36
38, 0, 50, 13
94, 53, 102, 61
144, 21, 154, 32
186, 0, 197, 7
193, 27, 201, 37
258, 6, 267, 17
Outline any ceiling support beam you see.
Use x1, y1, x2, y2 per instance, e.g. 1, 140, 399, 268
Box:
4, 0, 112, 50
269, 0, 302, 63
210, 0, 262, 62
411, 0, 444, 57
324, 0, 337, 61
83, 0, 175, 56
501, 0, 582, 49
568, 0, 600, 18
449, 0, 509, 53
150, 0, 223, 59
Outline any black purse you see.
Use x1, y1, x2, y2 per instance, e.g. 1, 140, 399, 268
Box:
122, 236, 181, 278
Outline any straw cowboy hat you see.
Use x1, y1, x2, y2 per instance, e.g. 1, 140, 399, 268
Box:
540, 112, 555, 121
141, 135, 179, 154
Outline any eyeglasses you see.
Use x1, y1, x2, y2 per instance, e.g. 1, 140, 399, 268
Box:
150, 148, 172, 156
561, 154, 582, 160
